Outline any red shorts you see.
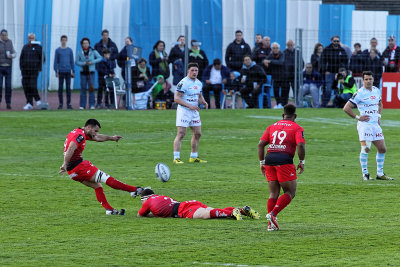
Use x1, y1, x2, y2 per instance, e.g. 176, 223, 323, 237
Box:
67, 160, 98, 182
265, 164, 297, 183
178, 200, 208, 218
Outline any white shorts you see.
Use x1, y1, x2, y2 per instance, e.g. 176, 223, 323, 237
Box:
357, 122, 384, 141
176, 106, 201, 127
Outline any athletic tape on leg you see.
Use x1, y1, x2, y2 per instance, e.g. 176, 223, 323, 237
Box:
95, 170, 110, 183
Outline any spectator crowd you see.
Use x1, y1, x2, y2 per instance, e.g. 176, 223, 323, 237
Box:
0, 27, 395, 110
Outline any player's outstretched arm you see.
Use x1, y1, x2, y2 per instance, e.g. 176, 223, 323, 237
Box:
59, 142, 77, 174
92, 134, 122, 142
296, 142, 305, 174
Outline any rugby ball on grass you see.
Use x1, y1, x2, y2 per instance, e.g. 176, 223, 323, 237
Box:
155, 163, 170, 182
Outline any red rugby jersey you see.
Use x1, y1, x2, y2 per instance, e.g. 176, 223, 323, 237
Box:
138, 195, 180, 217
63, 128, 92, 166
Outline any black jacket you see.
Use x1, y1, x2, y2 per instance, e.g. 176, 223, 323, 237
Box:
364, 56, 383, 80
225, 39, 251, 71
349, 51, 365, 74
188, 49, 209, 81
97, 58, 115, 76
239, 62, 266, 89
169, 45, 185, 64
20, 43, 43, 73
283, 48, 304, 79
310, 53, 322, 74
381, 45, 400, 72
94, 38, 118, 69
252, 46, 271, 65
265, 52, 285, 81
149, 51, 170, 79
320, 44, 348, 73
131, 66, 152, 92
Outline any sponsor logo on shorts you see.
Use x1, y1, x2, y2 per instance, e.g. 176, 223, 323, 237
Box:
376, 133, 383, 137
192, 119, 201, 124
181, 119, 190, 123
364, 133, 373, 137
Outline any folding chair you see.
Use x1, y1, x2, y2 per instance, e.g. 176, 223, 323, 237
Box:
105, 76, 125, 110
258, 75, 272, 109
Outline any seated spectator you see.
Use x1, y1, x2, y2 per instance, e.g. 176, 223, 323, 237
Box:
132, 58, 152, 93
189, 40, 208, 81
239, 55, 267, 108
169, 35, 185, 85
117, 37, 137, 81
302, 63, 322, 108
264, 42, 286, 108
149, 40, 170, 79
382, 35, 400, 72
154, 80, 174, 109
349, 43, 364, 77
252, 36, 272, 65
202, 58, 230, 109
364, 49, 383, 88
311, 42, 323, 74
225, 71, 240, 95
97, 48, 116, 108
151, 75, 167, 107
332, 67, 356, 108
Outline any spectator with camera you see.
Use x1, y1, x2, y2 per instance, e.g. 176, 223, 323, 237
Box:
239, 55, 266, 108
302, 63, 322, 108
202, 58, 230, 109
382, 35, 400, 73
364, 49, 383, 88
332, 67, 356, 108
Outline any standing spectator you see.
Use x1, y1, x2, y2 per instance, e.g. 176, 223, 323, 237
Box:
311, 42, 323, 74
188, 40, 208, 81
364, 49, 383, 88
340, 42, 352, 63
0, 29, 16, 109
264, 42, 286, 108
76, 37, 102, 110
132, 58, 152, 93
302, 63, 322, 108
239, 55, 266, 108
97, 49, 116, 109
94, 29, 118, 109
202, 58, 230, 109
20, 33, 42, 110
54, 35, 75, 110
169, 35, 186, 86
252, 36, 272, 65
382, 35, 400, 73
149, 40, 170, 79
320, 35, 348, 107
349, 43, 364, 77
225, 30, 251, 72
362, 37, 381, 59
283, 40, 304, 101
117, 37, 136, 81
251, 33, 263, 55
154, 77, 174, 109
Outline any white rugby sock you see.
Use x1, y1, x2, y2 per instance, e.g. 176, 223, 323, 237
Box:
376, 153, 385, 176
173, 151, 180, 160
190, 152, 198, 158
360, 152, 369, 174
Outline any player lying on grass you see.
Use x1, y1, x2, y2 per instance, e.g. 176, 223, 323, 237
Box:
59, 118, 144, 215
137, 188, 260, 220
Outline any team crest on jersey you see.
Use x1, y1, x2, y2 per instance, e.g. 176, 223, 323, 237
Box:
193, 85, 198, 90
76, 134, 84, 143
370, 96, 376, 100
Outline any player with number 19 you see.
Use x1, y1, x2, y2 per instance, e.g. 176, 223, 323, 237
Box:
258, 104, 306, 231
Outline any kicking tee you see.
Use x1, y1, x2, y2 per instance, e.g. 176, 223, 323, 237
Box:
176, 77, 203, 109
349, 86, 381, 124
63, 128, 91, 171
138, 195, 180, 217
260, 120, 305, 166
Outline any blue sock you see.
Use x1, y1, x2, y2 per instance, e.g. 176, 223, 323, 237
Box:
376, 153, 385, 176
360, 152, 369, 174
190, 152, 198, 158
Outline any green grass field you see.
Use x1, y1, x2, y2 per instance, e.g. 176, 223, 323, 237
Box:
1, 108, 400, 266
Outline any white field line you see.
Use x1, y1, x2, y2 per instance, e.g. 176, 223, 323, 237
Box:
192, 262, 270, 267
247, 115, 400, 127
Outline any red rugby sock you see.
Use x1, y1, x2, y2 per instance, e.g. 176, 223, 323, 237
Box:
105, 177, 137, 192
95, 187, 113, 210
271, 193, 292, 216
210, 208, 234, 218
267, 198, 278, 213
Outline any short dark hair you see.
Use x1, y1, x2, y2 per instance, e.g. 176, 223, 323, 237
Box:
243, 54, 252, 61
138, 58, 147, 64
1, 29, 7, 34
256, 33, 262, 37
85, 119, 101, 128
177, 35, 184, 41
354, 43, 361, 48
60, 35, 67, 41
362, 71, 374, 79
102, 29, 109, 35
102, 48, 110, 54
331, 35, 340, 41
213, 58, 221, 66
141, 188, 155, 200
235, 30, 242, 34
126, 36, 133, 43
284, 104, 296, 117
80, 37, 90, 45
188, 62, 199, 70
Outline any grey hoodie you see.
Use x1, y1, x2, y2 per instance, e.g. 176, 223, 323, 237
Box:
0, 39, 16, 66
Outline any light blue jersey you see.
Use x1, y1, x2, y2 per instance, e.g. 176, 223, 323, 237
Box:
176, 77, 203, 109
349, 86, 381, 124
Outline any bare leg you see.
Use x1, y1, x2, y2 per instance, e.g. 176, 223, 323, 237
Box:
174, 126, 187, 152
193, 207, 213, 219
190, 126, 202, 153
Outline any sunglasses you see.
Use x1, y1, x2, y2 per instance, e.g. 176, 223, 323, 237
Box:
333, 40, 340, 43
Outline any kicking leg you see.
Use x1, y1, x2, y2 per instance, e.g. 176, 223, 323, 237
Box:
81, 180, 113, 211
89, 169, 141, 196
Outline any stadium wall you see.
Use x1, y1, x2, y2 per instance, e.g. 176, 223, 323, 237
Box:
0, 0, 399, 90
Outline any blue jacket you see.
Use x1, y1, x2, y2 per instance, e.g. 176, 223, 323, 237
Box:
303, 70, 322, 87
202, 64, 230, 83
75, 48, 102, 73
97, 58, 115, 76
